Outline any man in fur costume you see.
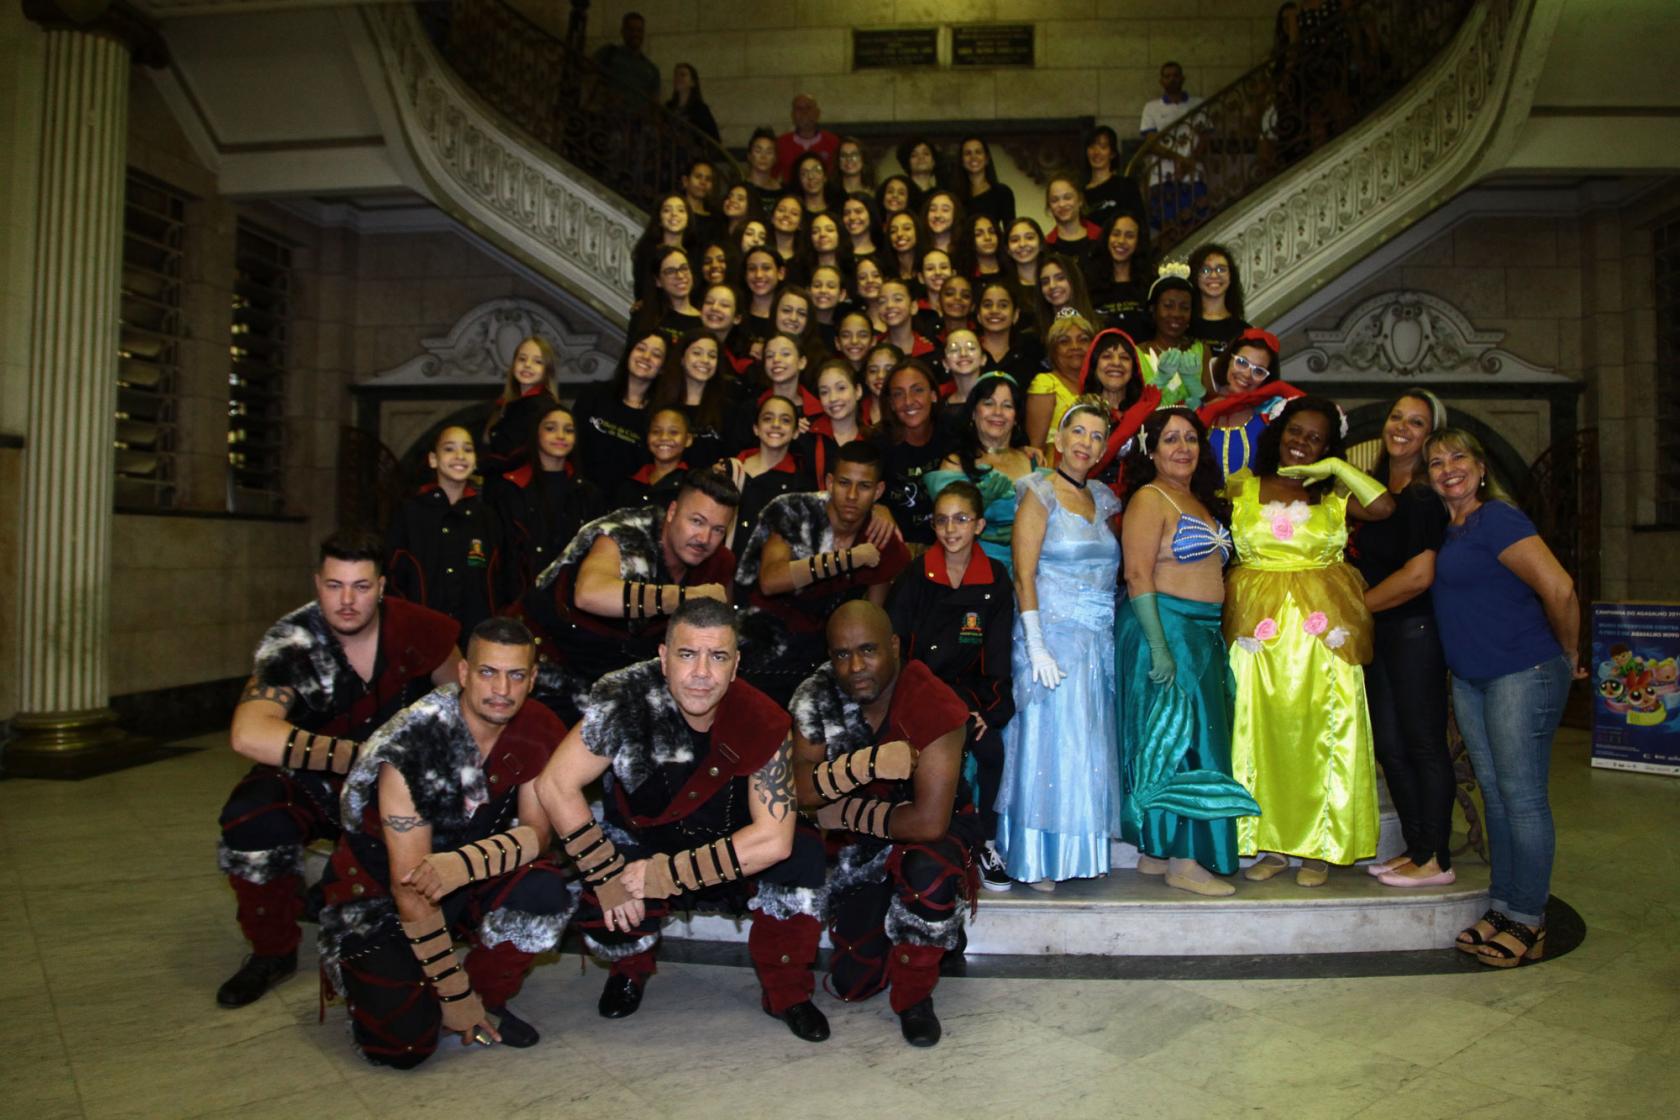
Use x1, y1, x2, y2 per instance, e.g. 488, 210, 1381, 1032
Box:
534, 598, 833, 1043
215, 530, 462, 1008
791, 600, 979, 1047
517, 468, 740, 721
734, 441, 911, 705
317, 617, 573, 1068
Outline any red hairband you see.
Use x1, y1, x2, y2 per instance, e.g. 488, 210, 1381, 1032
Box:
1236, 327, 1280, 352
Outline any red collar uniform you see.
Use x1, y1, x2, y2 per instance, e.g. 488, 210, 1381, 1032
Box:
385, 484, 506, 646
489, 462, 606, 599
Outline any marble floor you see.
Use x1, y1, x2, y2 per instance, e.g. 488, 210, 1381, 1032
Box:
2, 728, 1676, 1120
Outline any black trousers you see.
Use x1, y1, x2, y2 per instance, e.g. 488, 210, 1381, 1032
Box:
970, 727, 1005, 838
1365, 613, 1455, 869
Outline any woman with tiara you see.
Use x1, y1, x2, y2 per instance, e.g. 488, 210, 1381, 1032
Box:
996, 397, 1122, 890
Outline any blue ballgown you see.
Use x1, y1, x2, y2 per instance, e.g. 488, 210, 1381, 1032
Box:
996, 472, 1123, 882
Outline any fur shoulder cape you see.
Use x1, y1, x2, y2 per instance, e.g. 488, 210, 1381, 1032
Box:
533, 504, 663, 590
790, 659, 967, 764
734, 491, 832, 589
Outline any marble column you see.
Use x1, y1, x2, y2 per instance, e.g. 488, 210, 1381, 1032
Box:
8, 20, 134, 775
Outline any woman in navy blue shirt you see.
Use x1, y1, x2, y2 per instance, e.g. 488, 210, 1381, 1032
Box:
1426, 428, 1582, 968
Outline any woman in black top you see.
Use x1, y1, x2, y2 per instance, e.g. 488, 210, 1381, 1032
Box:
875, 359, 954, 548
887, 479, 1015, 888
974, 280, 1044, 381
1187, 242, 1250, 359
651, 329, 737, 472
489, 402, 605, 597
791, 151, 843, 217
480, 335, 559, 477
1087, 210, 1155, 343
840, 191, 880, 259
574, 330, 663, 487
631, 193, 695, 294
1355, 389, 1457, 888
630, 244, 702, 345
665, 62, 719, 141
739, 246, 785, 348
897, 137, 944, 211
958, 136, 1016, 228
1081, 125, 1148, 230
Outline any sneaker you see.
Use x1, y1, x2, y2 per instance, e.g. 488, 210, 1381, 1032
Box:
977, 841, 1012, 892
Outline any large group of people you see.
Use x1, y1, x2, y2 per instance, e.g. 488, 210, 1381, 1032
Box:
210, 91, 1585, 1067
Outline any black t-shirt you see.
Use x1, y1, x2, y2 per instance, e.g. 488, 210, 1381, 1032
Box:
966, 183, 1016, 227
878, 429, 955, 546
1089, 275, 1153, 343
1189, 316, 1249, 360
573, 383, 651, 491
1083, 175, 1147, 230
1349, 484, 1449, 623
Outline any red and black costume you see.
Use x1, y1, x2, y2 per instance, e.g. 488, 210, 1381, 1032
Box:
886, 549, 1015, 840
487, 460, 606, 600
217, 599, 458, 962
516, 505, 736, 722
570, 661, 827, 1014
612, 460, 688, 511
385, 484, 507, 645
791, 659, 980, 1013
733, 491, 911, 705
318, 686, 572, 1069
480, 386, 559, 477
729, 449, 814, 562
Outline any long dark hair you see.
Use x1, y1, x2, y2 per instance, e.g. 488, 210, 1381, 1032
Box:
959, 135, 999, 190
609, 330, 668, 403
652, 329, 729, 432
1122, 407, 1229, 524
954, 372, 1030, 476
1083, 124, 1121, 182
1254, 395, 1346, 495
1082, 328, 1143, 408
1033, 252, 1096, 336
1098, 208, 1153, 282
1187, 242, 1246, 321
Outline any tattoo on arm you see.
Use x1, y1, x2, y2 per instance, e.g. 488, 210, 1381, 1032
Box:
754, 740, 795, 821
383, 814, 425, 833
240, 677, 296, 711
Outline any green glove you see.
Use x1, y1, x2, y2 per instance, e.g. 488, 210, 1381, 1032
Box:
1130, 592, 1176, 686
1278, 456, 1387, 508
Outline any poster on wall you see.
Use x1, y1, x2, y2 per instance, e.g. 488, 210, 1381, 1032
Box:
1590, 601, 1680, 776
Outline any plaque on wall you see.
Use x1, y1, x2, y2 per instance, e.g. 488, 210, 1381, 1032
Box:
952, 24, 1034, 68
853, 28, 938, 71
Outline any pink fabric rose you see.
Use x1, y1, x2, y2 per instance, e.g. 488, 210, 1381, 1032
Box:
1254, 618, 1278, 641
1304, 611, 1328, 636
1270, 516, 1294, 542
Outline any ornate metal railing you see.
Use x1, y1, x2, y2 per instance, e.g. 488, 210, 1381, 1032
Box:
1522, 428, 1601, 604
419, 0, 741, 215
1127, 0, 1475, 255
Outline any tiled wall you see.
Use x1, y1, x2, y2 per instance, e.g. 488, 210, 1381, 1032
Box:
548, 0, 1281, 145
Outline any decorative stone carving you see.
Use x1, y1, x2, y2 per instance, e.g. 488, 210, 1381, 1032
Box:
1283, 290, 1563, 383
364, 5, 640, 322
363, 297, 616, 387
1192, 0, 1531, 323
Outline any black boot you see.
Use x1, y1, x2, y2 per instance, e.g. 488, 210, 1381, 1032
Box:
486, 1003, 541, 1048
597, 974, 645, 1019
766, 999, 830, 1043
216, 950, 297, 1008
897, 996, 942, 1047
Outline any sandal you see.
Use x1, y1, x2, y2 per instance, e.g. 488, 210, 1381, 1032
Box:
1455, 909, 1511, 954
1477, 922, 1545, 968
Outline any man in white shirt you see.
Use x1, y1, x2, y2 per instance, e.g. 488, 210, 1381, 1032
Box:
1138, 61, 1209, 232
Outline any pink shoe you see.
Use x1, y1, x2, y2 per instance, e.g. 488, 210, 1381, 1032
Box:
1366, 856, 1413, 877
1377, 867, 1457, 888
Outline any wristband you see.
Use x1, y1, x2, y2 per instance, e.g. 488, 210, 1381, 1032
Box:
401, 913, 471, 999
810, 742, 914, 801
642, 836, 744, 899
281, 727, 359, 774
816, 796, 899, 838
561, 819, 631, 910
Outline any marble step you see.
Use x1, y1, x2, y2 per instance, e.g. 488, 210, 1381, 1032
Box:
661, 861, 1488, 956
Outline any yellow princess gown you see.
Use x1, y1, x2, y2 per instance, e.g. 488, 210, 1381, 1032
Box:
1223, 473, 1379, 863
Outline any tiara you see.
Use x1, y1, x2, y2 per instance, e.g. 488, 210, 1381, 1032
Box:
1149, 260, 1192, 299
1055, 306, 1080, 320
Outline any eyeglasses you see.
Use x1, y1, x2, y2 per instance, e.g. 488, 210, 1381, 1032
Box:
1231, 353, 1270, 380
932, 514, 976, 528
660, 264, 691, 276
1200, 263, 1230, 276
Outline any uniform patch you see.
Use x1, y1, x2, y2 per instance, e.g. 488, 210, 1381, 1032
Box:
958, 611, 984, 644
466, 539, 487, 567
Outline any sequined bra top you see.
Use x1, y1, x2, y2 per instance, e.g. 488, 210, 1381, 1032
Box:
1147, 484, 1233, 564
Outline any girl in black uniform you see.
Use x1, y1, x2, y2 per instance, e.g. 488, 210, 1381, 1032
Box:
613, 406, 692, 510
958, 136, 1016, 227
490, 402, 605, 597
480, 335, 559, 477
975, 280, 1045, 380
386, 425, 505, 646
724, 394, 813, 552
1187, 242, 1250, 360
651, 329, 736, 472
886, 479, 1015, 890
739, 246, 785, 350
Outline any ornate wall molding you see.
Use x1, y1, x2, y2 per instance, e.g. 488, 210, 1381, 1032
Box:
361, 4, 640, 325
362, 297, 615, 388
1283, 290, 1564, 383
1191, 0, 1536, 324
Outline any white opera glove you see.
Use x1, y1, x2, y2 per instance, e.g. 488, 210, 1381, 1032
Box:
1021, 610, 1064, 690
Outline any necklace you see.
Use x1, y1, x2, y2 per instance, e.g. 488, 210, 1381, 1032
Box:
1055, 466, 1086, 489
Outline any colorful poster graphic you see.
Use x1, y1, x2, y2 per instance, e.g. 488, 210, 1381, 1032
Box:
1590, 601, 1680, 776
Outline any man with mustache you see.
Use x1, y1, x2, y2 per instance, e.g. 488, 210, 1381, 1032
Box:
214, 530, 461, 1009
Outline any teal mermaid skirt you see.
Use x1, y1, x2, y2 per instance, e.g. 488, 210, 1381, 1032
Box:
1115, 593, 1258, 875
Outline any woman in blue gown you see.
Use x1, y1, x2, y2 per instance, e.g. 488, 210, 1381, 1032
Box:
997, 396, 1123, 889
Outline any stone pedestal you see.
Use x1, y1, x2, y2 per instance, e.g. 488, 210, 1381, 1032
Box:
7, 24, 133, 777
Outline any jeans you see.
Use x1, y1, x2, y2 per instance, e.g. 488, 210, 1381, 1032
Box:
1367, 614, 1454, 869
1450, 654, 1572, 926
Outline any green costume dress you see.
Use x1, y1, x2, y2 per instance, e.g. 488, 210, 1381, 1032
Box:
1223, 473, 1379, 863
